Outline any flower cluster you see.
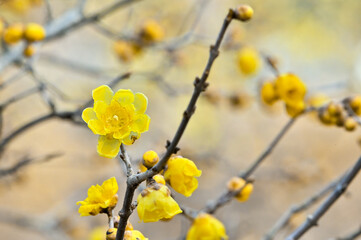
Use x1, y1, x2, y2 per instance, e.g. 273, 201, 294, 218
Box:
261, 73, 307, 117
77, 177, 118, 216
227, 177, 254, 202
186, 213, 228, 240
2, 22, 46, 58
82, 85, 150, 158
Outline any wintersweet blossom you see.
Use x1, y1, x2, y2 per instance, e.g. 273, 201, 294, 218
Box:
186, 213, 228, 240
164, 156, 202, 197
82, 85, 150, 158
137, 183, 182, 222
227, 177, 253, 202
274, 73, 306, 105
77, 177, 118, 216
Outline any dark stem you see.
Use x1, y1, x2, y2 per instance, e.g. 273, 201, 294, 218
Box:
286, 156, 361, 240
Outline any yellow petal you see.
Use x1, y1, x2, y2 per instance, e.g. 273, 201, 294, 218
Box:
88, 119, 106, 135
97, 135, 121, 158
82, 107, 97, 123
92, 85, 114, 105
93, 101, 108, 118
114, 89, 134, 105
134, 92, 148, 113
132, 114, 150, 133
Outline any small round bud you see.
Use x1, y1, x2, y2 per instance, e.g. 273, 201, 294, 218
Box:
3, 23, 24, 44
344, 117, 357, 131
327, 102, 342, 117
142, 150, 159, 168
23, 45, 35, 57
234, 5, 254, 21
24, 23, 46, 42
261, 81, 279, 105
227, 177, 254, 202
106, 228, 117, 240
349, 96, 361, 115
153, 174, 165, 185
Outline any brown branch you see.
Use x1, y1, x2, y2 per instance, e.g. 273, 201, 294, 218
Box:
115, 8, 238, 240
286, 156, 361, 240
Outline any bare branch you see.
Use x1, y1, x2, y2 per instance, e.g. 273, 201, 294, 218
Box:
333, 225, 361, 240
119, 144, 133, 177
286, 156, 361, 240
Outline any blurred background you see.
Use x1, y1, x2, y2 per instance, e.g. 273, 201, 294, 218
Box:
0, 0, 361, 239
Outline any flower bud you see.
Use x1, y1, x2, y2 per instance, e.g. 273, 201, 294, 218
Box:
344, 117, 357, 131
106, 228, 117, 240
234, 5, 254, 21
153, 174, 165, 185
23, 45, 35, 57
3, 23, 24, 44
24, 23, 46, 42
142, 150, 159, 168
125, 221, 133, 231
349, 96, 361, 115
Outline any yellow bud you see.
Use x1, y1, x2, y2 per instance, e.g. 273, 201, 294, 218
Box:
142, 150, 159, 168
327, 102, 342, 117
139, 163, 147, 172
23, 45, 35, 57
350, 96, 361, 115
285, 101, 305, 118
24, 23, 46, 42
114, 40, 138, 62
318, 110, 333, 125
261, 81, 279, 105
234, 5, 254, 21
238, 47, 261, 75
227, 177, 253, 202
106, 228, 117, 240
139, 19, 164, 43
125, 221, 133, 231
3, 23, 24, 44
344, 117, 357, 131
153, 174, 165, 185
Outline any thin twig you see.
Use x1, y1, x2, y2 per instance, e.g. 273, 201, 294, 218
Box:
0, 86, 42, 110
333, 225, 361, 240
286, 156, 361, 240
263, 178, 339, 240
119, 144, 133, 177
115, 9, 237, 240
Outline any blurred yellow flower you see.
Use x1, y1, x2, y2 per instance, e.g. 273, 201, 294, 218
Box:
227, 177, 253, 202
82, 85, 150, 158
164, 156, 202, 197
237, 47, 261, 75
285, 100, 306, 118
140, 19, 164, 43
114, 40, 141, 62
275, 73, 306, 105
77, 177, 118, 216
3, 24, 24, 45
24, 23, 46, 42
137, 184, 182, 222
261, 81, 279, 105
89, 227, 107, 240
124, 230, 148, 240
186, 213, 228, 240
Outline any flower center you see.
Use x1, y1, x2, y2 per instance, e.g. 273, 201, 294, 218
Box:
103, 101, 134, 133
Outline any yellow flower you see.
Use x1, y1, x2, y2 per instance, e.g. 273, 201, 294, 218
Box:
261, 81, 279, 105
77, 177, 118, 216
285, 101, 306, 118
82, 85, 150, 158
139, 19, 164, 43
227, 177, 253, 202
164, 156, 202, 197
137, 184, 182, 222
275, 73, 306, 105
3, 24, 24, 45
24, 23, 46, 42
124, 230, 148, 240
237, 47, 261, 75
186, 213, 228, 240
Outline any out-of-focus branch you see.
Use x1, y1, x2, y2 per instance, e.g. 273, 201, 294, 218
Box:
0, 0, 143, 72
263, 178, 339, 240
333, 225, 361, 240
0, 153, 62, 178
0, 86, 42, 110
286, 156, 361, 240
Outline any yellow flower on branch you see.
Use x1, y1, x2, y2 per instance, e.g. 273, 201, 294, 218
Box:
274, 73, 306, 105
164, 156, 202, 197
186, 213, 228, 240
82, 85, 150, 158
77, 177, 118, 216
124, 230, 149, 240
137, 183, 182, 222
227, 177, 253, 202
